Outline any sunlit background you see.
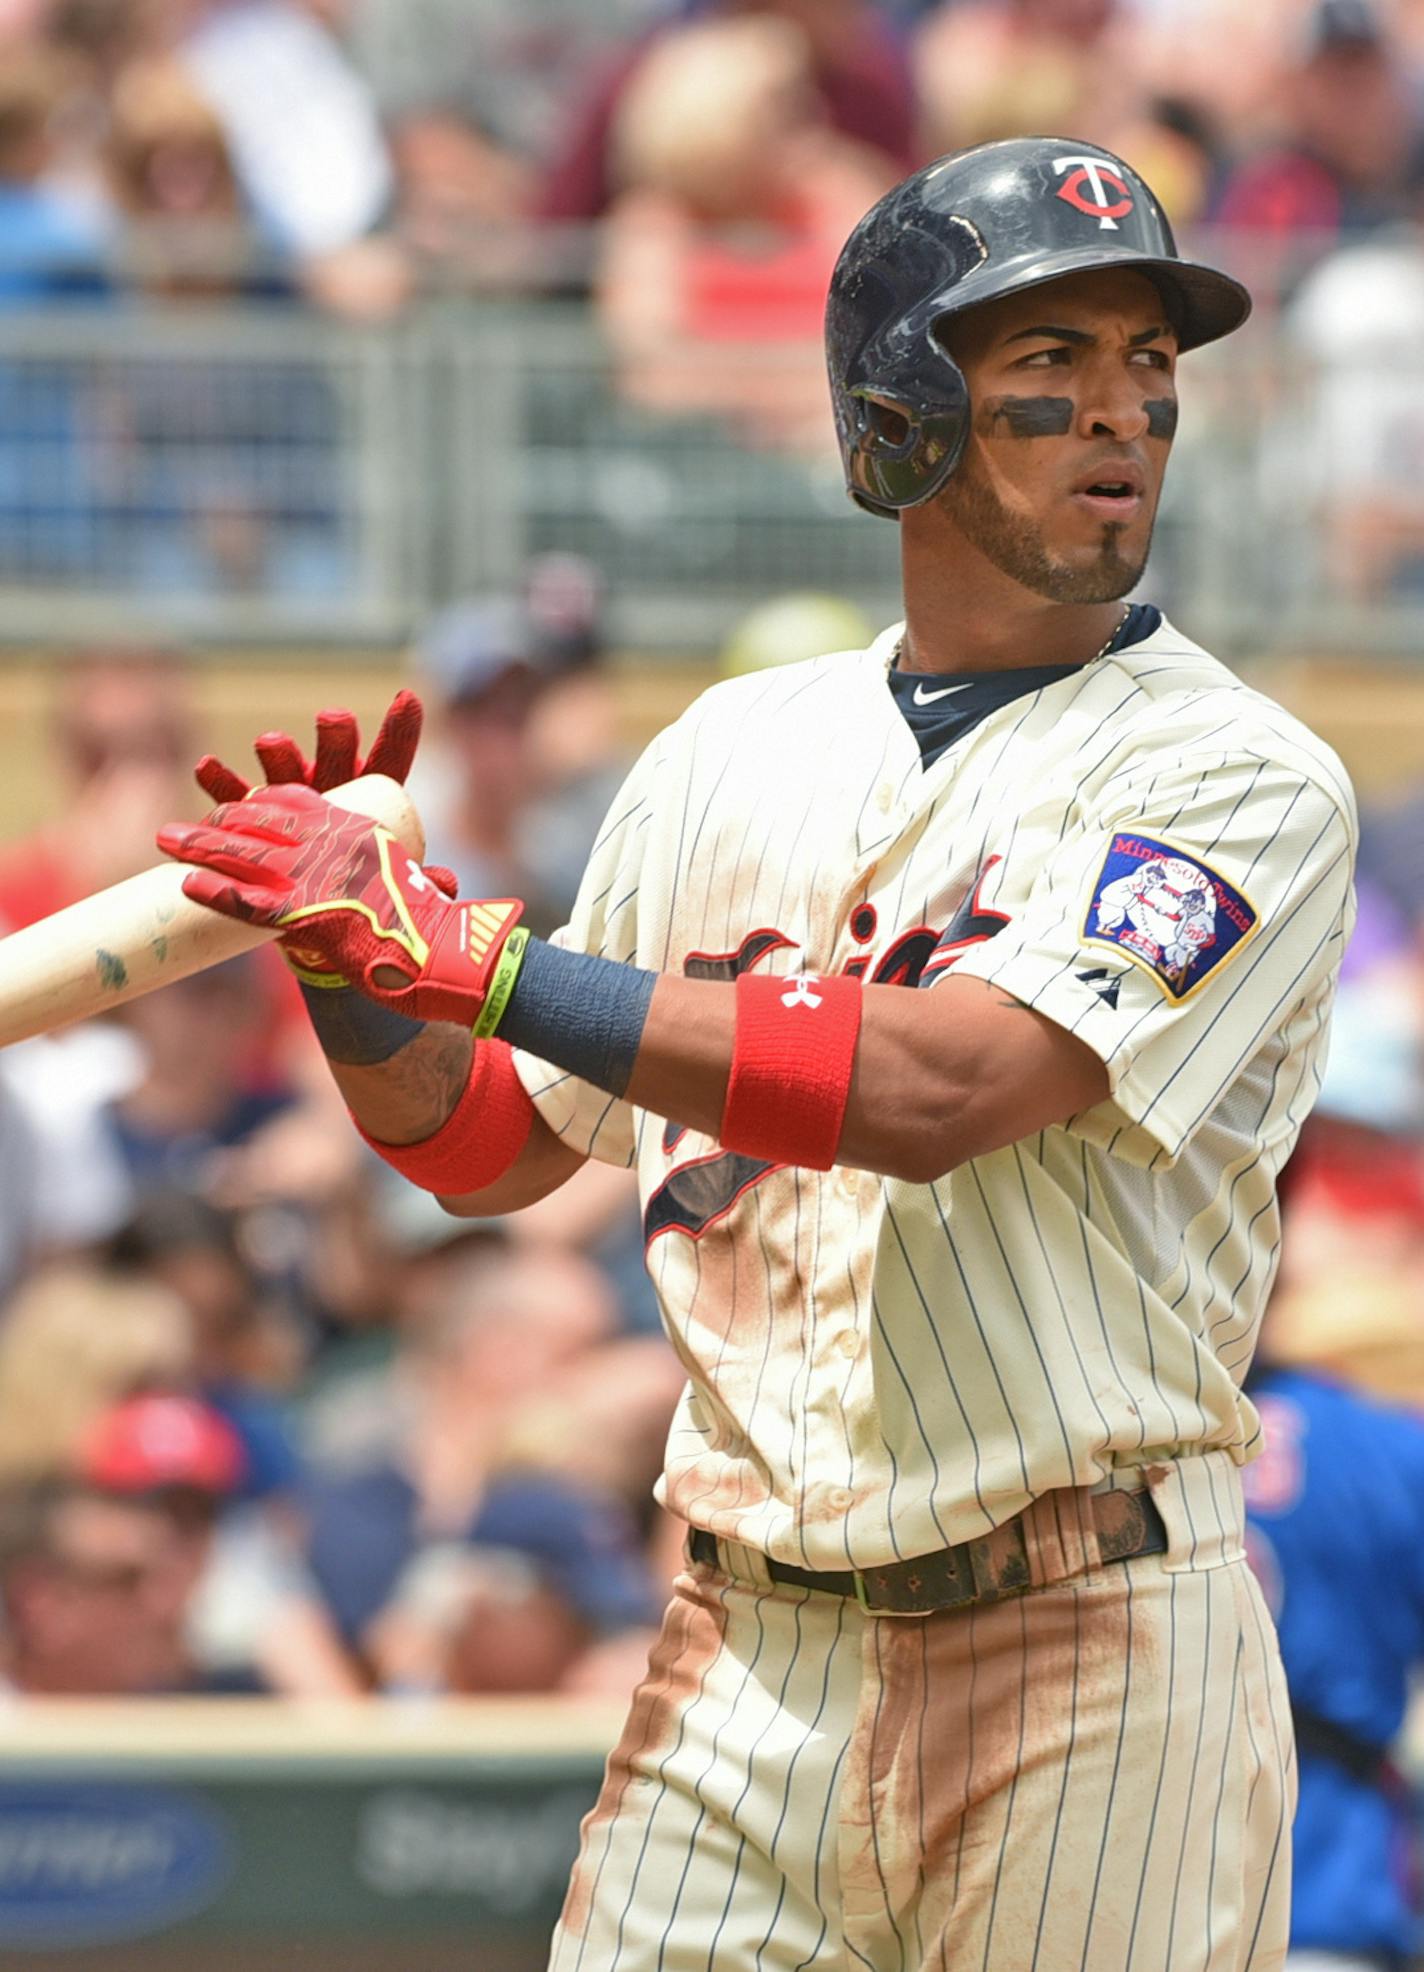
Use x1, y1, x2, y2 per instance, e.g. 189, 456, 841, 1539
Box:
0, 1, 1419, 1967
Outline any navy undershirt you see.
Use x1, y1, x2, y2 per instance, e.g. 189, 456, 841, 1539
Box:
889, 602, 1161, 768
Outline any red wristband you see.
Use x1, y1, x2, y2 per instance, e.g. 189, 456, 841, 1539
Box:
355, 1038, 534, 1194
720, 972, 863, 1171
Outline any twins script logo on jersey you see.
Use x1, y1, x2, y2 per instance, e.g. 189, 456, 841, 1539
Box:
1053, 154, 1134, 230
1084, 830, 1258, 1000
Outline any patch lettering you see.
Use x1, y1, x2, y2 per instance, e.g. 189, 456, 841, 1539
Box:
1083, 830, 1258, 1001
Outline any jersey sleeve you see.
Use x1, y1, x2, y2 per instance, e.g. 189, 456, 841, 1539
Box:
942, 745, 1357, 1166
510, 736, 664, 1168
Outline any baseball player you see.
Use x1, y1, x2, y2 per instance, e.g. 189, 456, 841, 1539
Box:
162, 138, 1357, 1970
1243, 1362, 1424, 1972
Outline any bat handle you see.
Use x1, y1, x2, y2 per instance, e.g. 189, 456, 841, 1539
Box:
0, 774, 425, 1050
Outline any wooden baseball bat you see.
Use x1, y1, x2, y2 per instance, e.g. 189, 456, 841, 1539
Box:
0, 773, 425, 1049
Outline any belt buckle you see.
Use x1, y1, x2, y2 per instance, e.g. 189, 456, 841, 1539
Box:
852, 1569, 928, 1617
851, 1520, 1034, 1617
851, 1551, 975, 1617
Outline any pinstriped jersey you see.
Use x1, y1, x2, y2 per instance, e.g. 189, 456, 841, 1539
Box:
513, 613, 1357, 1571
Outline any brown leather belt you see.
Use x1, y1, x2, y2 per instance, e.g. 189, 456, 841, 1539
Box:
690, 1488, 1167, 1616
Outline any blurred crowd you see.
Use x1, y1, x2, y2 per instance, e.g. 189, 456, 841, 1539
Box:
5, 0, 1424, 303
0, 3, 1419, 1965
1, 0, 1424, 604
0, 561, 694, 1705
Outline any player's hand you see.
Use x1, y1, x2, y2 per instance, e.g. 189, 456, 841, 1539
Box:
157, 785, 522, 1025
193, 689, 424, 805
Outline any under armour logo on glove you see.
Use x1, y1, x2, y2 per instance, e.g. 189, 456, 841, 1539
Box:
781, 974, 824, 1010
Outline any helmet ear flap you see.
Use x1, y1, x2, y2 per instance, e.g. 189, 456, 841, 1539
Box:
856, 392, 918, 459
841, 354, 971, 516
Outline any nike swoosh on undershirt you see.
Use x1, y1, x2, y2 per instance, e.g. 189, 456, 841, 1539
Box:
912, 681, 974, 705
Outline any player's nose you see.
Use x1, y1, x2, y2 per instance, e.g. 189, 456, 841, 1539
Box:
1077, 371, 1151, 443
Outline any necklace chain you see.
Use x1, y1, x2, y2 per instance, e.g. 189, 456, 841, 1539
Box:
1092, 603, 1131, 662
893, 604, 1130, 675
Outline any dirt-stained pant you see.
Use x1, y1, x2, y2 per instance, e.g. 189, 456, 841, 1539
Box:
549, 1453, 1295, 1972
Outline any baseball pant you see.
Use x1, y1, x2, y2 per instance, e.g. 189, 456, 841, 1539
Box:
549, 1456, 1294, 1972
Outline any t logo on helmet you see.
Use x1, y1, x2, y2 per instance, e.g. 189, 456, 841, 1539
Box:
1053, 155, 1134, 231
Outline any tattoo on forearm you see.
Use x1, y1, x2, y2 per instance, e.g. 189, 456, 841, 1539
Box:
367, 1024, 473, 1139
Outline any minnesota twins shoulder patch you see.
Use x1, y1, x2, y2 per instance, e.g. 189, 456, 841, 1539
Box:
1082, 829, 1259, 1001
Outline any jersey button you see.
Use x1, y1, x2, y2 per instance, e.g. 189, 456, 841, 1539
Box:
830, 1488, 856, 1512
836, 1329, 859, 1358
874, 781, 894, 814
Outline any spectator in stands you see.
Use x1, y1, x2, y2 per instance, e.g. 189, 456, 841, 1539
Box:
1124, 0, 1311, 164
176, 0, 409, 318
1281, 230, 1424, 601
0, 1263, 194, 1489
353, 0, 616, 279
0, 1477, 199, 1695
367, 1544, 597, 1696
80, 1388, 360, 1694
1212, 0, 1424, 248
46, 0, 177, 87
0, 1022, 140, 1255
302, 1244, 665, 1686
914, 0, 1138, 157
516, 554, 628, 930
102, 56, 253, 296
105, 1191, 305, 1504
297, 1172, 508, 1473
0, 42, 107, 302
385, 104, 532, 268
0, 645, 195, 934
1255, 894, 1424, 1403
103, 956, 300, 1199
536, 0, 915, 226
596, 11, 895, 448
407, 597, 558, 932
1243, 1361, 1424, 1969
352, 0, 621, 177
90, 109, 354, 598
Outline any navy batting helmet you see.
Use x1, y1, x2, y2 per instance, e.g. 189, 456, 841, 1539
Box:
825, 137, 1251, 518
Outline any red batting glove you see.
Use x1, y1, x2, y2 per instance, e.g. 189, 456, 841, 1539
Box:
157, 785, 522, 1026
193, 689, 424, 806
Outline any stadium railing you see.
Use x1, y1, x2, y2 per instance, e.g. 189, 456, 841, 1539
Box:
0, 273, 1414, 659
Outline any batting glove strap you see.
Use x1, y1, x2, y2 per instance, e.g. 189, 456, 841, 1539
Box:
720, 971, 863, 1172
386, 893, 525, 1027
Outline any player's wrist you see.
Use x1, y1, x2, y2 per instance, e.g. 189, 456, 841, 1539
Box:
297, 976, 427, 1066
482, 937, 657, 1097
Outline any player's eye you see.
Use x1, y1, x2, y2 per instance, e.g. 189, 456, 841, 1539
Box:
1129, 348, 1173, 370
1016, 346, 1071, 368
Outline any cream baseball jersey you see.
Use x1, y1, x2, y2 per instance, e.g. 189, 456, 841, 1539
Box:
513, 612, 1357, 1572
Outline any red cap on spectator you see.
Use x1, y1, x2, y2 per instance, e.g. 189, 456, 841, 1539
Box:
80, 1395, 245, 1497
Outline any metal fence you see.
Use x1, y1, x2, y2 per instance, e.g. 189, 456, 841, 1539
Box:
0, 296, 1415, 660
